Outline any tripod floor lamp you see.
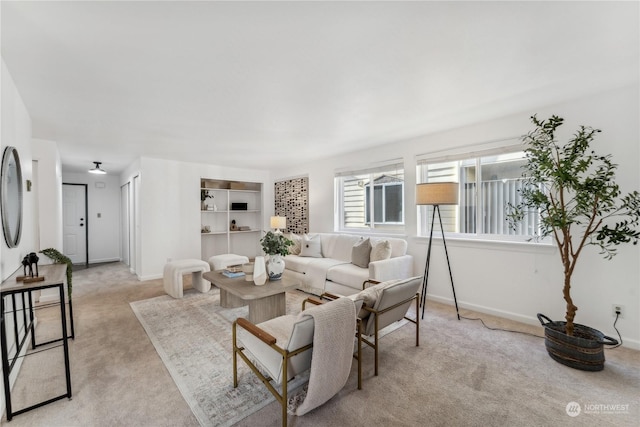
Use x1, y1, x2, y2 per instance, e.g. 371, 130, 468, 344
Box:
416, 182, 460, 320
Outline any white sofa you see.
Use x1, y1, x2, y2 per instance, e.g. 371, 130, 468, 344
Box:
283, 233, 413, 296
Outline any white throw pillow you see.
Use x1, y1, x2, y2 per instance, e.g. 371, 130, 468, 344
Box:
300, 234, 323, 258
351, 238, 371, 268
370, 239, 392, 262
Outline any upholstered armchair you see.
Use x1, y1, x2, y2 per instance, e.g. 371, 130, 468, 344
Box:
325, 276, 421, 376
232, 296, 363, 427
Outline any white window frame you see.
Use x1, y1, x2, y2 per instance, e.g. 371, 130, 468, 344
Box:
416, 140, 546, 243
335, 159, 405, 233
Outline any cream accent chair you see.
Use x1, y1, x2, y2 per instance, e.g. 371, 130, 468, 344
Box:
232, 297, 363, 427
325, 276, 421, 376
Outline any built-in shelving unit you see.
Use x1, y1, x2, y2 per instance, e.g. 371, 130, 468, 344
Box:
200, 179, 263, 261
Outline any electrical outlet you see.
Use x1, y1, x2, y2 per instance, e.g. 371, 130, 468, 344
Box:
612, 304, 624, 319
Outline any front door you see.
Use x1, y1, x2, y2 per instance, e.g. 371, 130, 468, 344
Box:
63, 184, 88, 265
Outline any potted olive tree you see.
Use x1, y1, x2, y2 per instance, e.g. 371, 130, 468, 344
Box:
260, 231, 293, 281
508, 115, 640, 371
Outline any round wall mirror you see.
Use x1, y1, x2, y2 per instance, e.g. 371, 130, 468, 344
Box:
1, 146, 23, 248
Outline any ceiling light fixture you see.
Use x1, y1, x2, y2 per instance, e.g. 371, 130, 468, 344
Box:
88, 161, 107, 175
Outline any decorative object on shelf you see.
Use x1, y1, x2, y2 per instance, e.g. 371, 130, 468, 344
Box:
242, 262, 254, 281
231, 202, 248, 211
507, 115, 640, 371
416, 181, 460, 320
201, 225, 211, 233
201, 189, 214, 210
28, 252, 39, 276
270, 216, 287, 233
1, 146, 23, 248
230, 219, 237, 231
17, 252, 40, 281
253, 256, 267, 285
261, 230, 293, 281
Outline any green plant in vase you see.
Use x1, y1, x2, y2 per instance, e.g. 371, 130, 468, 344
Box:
260, 231, 293, 280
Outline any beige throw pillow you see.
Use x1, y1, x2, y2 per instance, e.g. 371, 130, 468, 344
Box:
285, 233, 302, 255
351, 238, 371, 268
370, 239, 392, 262
300, 234, 322, 258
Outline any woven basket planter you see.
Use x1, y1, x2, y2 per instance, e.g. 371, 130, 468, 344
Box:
537, 313, 618, 371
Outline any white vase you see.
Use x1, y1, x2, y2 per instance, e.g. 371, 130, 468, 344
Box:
267, 254, 285, 281
253, 256, 267, 286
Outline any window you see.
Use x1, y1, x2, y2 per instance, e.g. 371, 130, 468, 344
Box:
417, 148, 540, 239
335, 160, 404, 231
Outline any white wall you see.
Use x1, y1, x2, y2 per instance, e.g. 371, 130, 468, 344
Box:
269, 84, 640, 349
0, 59, 34, 280
133, 157, 271, 280
1, 58, 64, 418
62, 172, 121, 264
32, 138, 63, 252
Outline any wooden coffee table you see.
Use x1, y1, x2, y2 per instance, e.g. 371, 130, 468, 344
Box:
203, 270, 300, 324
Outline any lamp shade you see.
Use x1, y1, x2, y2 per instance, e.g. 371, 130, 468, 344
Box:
416, 182, 459, 205
270, 216, 287, 230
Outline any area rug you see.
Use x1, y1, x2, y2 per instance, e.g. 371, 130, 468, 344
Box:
130, 289, 309, 427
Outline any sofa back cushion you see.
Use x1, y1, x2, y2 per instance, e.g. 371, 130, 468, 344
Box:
319, 233, 361, 261
305, 233, 408, 261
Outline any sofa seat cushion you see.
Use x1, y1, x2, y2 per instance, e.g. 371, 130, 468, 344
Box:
284, 255, 315, 274
326, 263, 369, 290
238, 314, 314, 384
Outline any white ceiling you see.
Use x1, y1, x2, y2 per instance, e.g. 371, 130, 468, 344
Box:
1, 1, 638, 174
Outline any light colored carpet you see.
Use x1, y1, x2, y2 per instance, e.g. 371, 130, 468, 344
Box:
3, 262, 639, 426
130, 289, 309, 427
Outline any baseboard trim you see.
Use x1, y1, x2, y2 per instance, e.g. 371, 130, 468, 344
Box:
426, 294, 640, 351
139, 274, 163, 281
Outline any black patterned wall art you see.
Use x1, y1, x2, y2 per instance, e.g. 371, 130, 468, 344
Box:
275, 177, 309, 234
